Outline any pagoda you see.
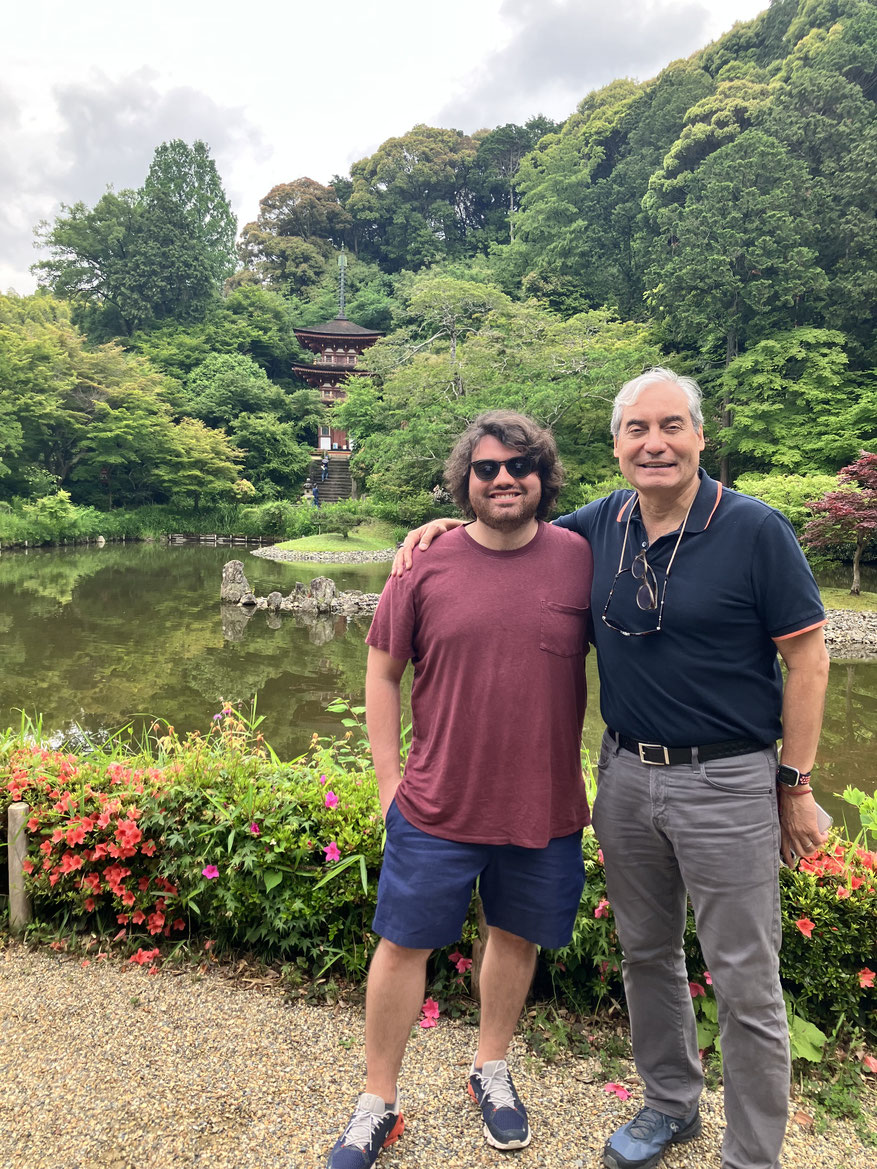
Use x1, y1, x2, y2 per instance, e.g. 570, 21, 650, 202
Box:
292, 249, 382, 454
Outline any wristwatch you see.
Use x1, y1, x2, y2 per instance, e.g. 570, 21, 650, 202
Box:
776, 764, 811, 788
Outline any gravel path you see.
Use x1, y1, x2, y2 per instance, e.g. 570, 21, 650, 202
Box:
1, 945, 873, 1169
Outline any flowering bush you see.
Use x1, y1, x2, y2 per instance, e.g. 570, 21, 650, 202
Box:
2, 715, 875, 1048
778, 836, 876, 1041
4, 747, 184, 946
1, 707, 386, 977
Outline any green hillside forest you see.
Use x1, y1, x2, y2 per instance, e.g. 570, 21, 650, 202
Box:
2, 0, 874, 544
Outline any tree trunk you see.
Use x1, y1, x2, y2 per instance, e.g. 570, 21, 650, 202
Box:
720, 327, 738, 487
851, 534, 863, 595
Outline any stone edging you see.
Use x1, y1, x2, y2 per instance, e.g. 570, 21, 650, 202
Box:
249, 546, 396, 564
823, 609, 877, 660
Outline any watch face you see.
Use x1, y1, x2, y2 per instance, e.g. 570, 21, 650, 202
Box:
777, 765, 802, 787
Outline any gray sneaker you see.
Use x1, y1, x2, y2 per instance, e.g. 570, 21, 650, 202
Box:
603, 1105, 701, 1169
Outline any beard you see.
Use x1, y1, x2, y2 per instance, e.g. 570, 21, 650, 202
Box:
470, 488, 541, 531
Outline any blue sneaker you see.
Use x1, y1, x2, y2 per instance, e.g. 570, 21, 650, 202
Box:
468, 1058, 531, 1149
327, 1092, 404, 1168
603, 1105, 701, 1169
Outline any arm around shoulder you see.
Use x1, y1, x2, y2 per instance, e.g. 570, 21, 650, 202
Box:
391, 517, 467, 575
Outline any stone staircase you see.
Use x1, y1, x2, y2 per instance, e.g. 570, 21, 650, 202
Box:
309, 455, 355, 503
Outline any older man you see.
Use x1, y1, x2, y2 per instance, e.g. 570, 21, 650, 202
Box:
328, 411, 593, 1168
398, 369, 830, 1169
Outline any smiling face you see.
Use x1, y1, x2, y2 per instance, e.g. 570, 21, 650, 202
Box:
468, 435, 542, 532
613, 380, 705, 501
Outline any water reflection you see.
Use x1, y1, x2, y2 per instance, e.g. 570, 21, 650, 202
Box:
0, 544, 872, 831
0, 543, 390, 759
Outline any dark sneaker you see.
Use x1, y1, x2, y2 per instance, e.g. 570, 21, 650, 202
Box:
468, 1058, 531, 1150
603, 1105, 701, 1169
326, 1092, 404, 1169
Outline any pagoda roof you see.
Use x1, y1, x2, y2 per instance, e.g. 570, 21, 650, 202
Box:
291, 362, 372, 377
294, 313, 383, 339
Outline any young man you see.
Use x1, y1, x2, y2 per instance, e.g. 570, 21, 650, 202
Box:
396, 369, 829, 1169
327, 410, 593, 1168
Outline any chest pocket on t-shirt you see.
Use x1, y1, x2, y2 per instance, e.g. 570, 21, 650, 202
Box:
540, 601, 588, 657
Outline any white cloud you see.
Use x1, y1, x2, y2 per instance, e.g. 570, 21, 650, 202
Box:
2, 0, 768, 294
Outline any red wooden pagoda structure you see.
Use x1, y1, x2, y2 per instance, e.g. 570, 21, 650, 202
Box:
292, 250, 382, 453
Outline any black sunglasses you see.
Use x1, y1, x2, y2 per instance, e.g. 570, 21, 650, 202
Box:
470, 456, 536, 481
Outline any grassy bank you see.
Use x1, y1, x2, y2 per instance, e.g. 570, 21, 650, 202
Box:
274, 519, 396, 553
820, 588, 877, 611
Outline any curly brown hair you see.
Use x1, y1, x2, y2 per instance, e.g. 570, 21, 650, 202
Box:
443, 410, 564, 522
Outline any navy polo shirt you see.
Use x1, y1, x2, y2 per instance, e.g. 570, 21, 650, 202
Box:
554, 470, 826, 746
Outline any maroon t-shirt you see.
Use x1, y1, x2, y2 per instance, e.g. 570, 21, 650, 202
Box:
366, 523, 594, 848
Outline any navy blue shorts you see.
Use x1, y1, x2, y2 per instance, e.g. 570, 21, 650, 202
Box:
372, 801, 586, 950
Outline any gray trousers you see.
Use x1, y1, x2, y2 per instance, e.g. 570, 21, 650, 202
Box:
591, 731, 789, 1169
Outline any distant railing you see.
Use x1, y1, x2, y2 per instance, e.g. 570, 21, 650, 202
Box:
168, 534, 283, 546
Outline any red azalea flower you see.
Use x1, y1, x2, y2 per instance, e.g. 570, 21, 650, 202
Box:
859, 968, 875, 989
795, 918, 815, 939
689, 982, 705, 998
147, 911, 165, 935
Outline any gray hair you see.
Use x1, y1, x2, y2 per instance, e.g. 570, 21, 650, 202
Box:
610, 367, 703, 437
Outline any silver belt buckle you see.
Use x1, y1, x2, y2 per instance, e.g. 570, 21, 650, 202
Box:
639, 742, 670, 765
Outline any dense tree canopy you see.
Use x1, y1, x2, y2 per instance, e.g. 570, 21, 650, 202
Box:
20, 0, 877, 520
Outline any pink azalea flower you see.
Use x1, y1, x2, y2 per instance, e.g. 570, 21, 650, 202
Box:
603, 1083, 631, 1101
455, 957, 473, 974
421, 997, 440, 1019
689, 982, 705, 998
704, 971, 713, 986
202, 864, 220, 879
795, 918, 815, 939
862, 1054, 877, 1073
319, 774, 327, 785
323, 842, 340, 863
250, 822, 261, 835
448, 950, 463, 964
594, 898, 610, 918
419, 1017, 437, 1028
325, 791, 339, 809
859, 968, 875, 989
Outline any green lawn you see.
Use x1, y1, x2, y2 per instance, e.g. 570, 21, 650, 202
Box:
274, 519, 397, 553
820, 587, 877, 612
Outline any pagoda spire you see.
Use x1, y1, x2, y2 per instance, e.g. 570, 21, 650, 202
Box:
337, 245, 347, 319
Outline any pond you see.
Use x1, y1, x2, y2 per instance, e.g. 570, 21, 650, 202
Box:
0, 543, 874, 832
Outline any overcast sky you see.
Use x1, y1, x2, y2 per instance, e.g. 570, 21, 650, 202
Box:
3, 0, 768, 294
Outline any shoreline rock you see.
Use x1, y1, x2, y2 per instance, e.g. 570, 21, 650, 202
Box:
823, 609, 877, 660
223, 560, 877, 657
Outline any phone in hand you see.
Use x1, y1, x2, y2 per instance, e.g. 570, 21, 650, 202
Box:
815, 802, 833, 834
781, 802, 833, 868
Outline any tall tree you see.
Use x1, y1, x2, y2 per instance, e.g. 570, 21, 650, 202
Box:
235, 178, 351, 295
137, 139, 237, 320
34, 140, 236, 336
644, 129, 827, 482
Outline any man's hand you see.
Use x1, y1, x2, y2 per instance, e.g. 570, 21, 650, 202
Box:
379, 781, 400, 820
390, 518, 467, 576
778, 788, 828, 867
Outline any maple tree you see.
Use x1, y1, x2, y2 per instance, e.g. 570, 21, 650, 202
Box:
804, 452, 877, 594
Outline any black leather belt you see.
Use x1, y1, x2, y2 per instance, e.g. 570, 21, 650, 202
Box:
608, 728, 768, 766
